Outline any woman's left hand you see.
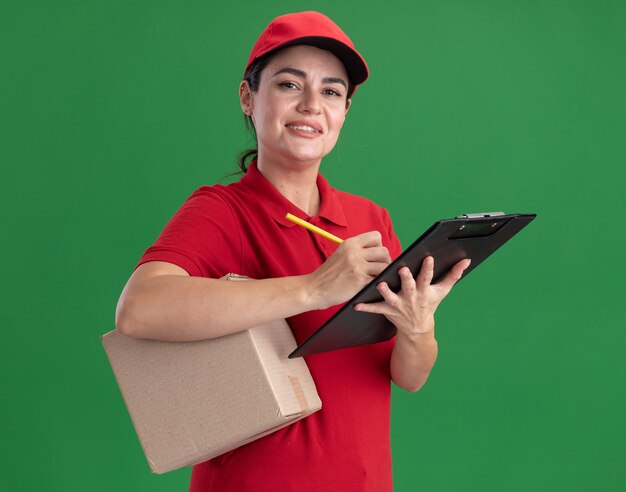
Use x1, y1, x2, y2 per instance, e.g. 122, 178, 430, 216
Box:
353, 256, 471, 337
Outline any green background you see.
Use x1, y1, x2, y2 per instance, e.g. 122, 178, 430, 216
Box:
2, 1, 625, 490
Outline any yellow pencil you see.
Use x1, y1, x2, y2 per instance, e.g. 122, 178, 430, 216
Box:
285, 213, 344, 244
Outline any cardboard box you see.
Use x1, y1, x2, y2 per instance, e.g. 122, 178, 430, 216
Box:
102, 305, 321, 473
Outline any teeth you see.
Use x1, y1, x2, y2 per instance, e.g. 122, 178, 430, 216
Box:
288, 125, 319, 133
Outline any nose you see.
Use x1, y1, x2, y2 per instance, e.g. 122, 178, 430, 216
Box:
297, 88, 322, 114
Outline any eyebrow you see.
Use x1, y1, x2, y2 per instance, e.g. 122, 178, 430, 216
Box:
272, 67, 347, 89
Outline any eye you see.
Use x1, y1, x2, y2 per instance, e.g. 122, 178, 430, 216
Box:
323, 88, 342, 97
279, 81, 299, 90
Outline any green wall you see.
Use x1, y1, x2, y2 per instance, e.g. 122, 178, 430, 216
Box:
2, 1, 625, 490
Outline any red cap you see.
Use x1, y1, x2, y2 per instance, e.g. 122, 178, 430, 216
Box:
245, 11, 369, 87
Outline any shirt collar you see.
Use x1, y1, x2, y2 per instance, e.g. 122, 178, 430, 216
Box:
239, 161, 347, 228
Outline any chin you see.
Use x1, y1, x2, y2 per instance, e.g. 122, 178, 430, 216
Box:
290, 152, 325, 163
287, 144, 333, 164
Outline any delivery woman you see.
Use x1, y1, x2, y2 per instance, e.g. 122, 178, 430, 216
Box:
115, 11, 470, 491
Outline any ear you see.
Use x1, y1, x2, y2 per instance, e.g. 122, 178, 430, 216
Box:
344, 97, 352, 116
239, 80, 253, 116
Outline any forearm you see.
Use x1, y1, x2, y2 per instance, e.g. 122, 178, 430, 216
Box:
390, 315, 438, 392
116, 232, 391, 342
116, 274, 317, 341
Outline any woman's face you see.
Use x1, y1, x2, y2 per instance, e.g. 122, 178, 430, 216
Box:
241, 44, 351, 169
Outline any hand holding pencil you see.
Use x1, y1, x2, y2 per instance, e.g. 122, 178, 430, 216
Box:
286, 213, 391, 310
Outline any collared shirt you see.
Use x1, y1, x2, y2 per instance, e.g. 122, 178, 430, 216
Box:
138, 162, 402, 492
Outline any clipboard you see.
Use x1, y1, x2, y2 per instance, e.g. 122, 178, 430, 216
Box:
289, 212, 536, 358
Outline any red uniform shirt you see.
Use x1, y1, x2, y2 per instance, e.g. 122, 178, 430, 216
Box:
138, 163, 402, 491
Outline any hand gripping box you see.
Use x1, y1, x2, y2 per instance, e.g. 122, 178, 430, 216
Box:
102, 276, 321, 474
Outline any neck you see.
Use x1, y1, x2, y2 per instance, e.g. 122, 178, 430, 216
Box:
256, 156, 321, 216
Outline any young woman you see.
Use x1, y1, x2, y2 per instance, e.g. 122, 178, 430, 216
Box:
116, 11, 470, 491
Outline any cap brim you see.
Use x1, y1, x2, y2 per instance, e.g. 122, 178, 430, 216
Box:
273, 36, 369, 86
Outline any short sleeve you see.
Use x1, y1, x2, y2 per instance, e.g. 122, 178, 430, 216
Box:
136, 186, 243, 278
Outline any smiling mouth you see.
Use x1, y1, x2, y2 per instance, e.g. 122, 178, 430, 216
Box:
286, 124, 322, 134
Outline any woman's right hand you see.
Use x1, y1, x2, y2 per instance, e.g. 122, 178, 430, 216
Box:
307, 231, 391, 310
